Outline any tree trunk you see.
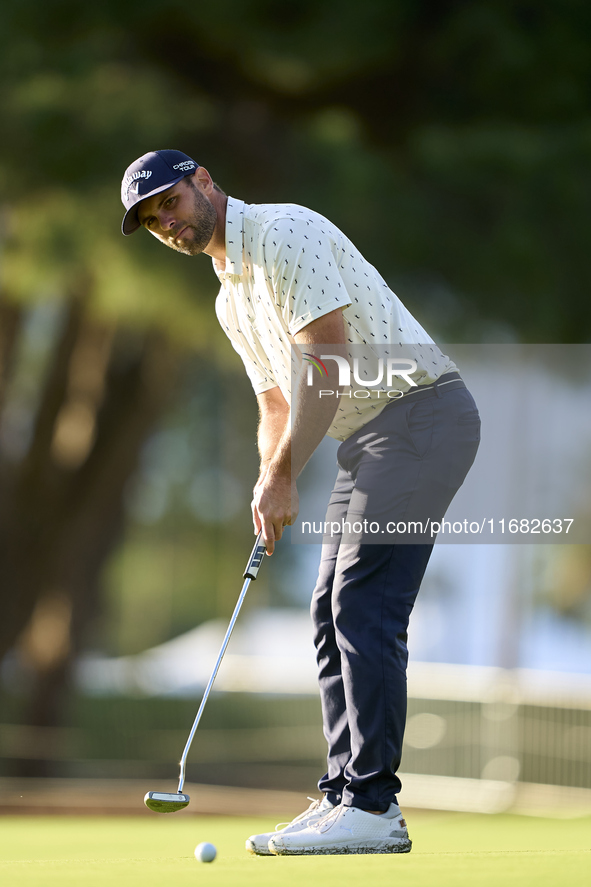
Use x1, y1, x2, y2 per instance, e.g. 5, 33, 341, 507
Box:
0, 295, 179, 775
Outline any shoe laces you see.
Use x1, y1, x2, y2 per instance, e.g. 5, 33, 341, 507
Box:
274, 797, 322, 831
310, 802, 343, 832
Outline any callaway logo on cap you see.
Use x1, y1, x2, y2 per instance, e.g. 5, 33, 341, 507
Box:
120, 149, 200, 235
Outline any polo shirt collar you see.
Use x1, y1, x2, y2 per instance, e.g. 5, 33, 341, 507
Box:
218, 196, 246, 278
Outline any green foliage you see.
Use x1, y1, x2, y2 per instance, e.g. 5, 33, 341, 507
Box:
1, 0, 591, 666
1, 0, 590, 340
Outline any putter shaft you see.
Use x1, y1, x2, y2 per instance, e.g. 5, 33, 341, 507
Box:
177, 532, 267, 793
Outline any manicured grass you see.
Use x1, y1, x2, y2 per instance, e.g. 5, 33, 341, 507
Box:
0, 812, 589, 887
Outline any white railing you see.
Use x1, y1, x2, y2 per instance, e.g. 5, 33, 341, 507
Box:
399, 662, 591, 815
2, 661, 591, 816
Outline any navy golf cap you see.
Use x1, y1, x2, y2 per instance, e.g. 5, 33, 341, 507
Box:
121, 149, 199, 235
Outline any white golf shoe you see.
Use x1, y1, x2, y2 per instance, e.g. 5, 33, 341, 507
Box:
245, 795, 335, 856
267, 801, 411, 855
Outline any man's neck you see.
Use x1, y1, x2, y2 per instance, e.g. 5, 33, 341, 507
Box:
204, 192, 228, 264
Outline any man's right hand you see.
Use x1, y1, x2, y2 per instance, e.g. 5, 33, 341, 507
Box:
251, 466, 298, 555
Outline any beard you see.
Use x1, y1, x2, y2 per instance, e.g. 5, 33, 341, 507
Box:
168, 185, 218, 256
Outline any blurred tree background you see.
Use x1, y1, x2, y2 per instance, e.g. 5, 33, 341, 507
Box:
1, 0, 591, 775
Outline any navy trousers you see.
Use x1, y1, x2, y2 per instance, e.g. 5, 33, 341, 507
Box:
310, 378, 480, 811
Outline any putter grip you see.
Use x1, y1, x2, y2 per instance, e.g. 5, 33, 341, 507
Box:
244, 533, 267, 579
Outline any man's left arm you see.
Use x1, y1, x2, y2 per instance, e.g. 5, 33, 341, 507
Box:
252, 307, 345, 553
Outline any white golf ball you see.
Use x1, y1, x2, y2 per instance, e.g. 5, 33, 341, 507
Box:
194, 842, 217, 863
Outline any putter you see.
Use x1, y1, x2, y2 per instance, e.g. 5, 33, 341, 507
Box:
144, 532, 267, 813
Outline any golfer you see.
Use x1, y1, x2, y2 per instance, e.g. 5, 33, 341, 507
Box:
121, 150, 480, 855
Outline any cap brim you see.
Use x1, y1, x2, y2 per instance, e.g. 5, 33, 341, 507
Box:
121, 175, 187, 235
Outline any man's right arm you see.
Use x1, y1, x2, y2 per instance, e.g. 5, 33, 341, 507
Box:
252, 387, 290, 540
257, 386, 290, 474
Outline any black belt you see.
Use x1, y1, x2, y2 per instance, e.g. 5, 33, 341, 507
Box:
391, 371, 465, 404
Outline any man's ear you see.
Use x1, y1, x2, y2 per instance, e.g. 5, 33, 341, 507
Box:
192, 166, 214, 194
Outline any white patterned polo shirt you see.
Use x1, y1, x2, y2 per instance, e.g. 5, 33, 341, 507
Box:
214, 197, 455, 441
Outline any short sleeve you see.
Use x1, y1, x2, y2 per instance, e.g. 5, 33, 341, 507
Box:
263, 217, 352, 335
216, 291, 278, 395
227, 336, 277, 395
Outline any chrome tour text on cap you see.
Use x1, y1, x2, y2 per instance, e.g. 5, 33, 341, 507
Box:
120, 149, 199, 235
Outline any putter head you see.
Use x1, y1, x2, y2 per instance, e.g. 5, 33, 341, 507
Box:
144, 791, 190, 813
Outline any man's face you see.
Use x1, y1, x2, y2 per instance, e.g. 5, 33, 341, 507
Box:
137, 176, 217, 256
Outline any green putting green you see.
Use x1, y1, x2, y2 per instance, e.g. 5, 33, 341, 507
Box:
0, 812, 589, 887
